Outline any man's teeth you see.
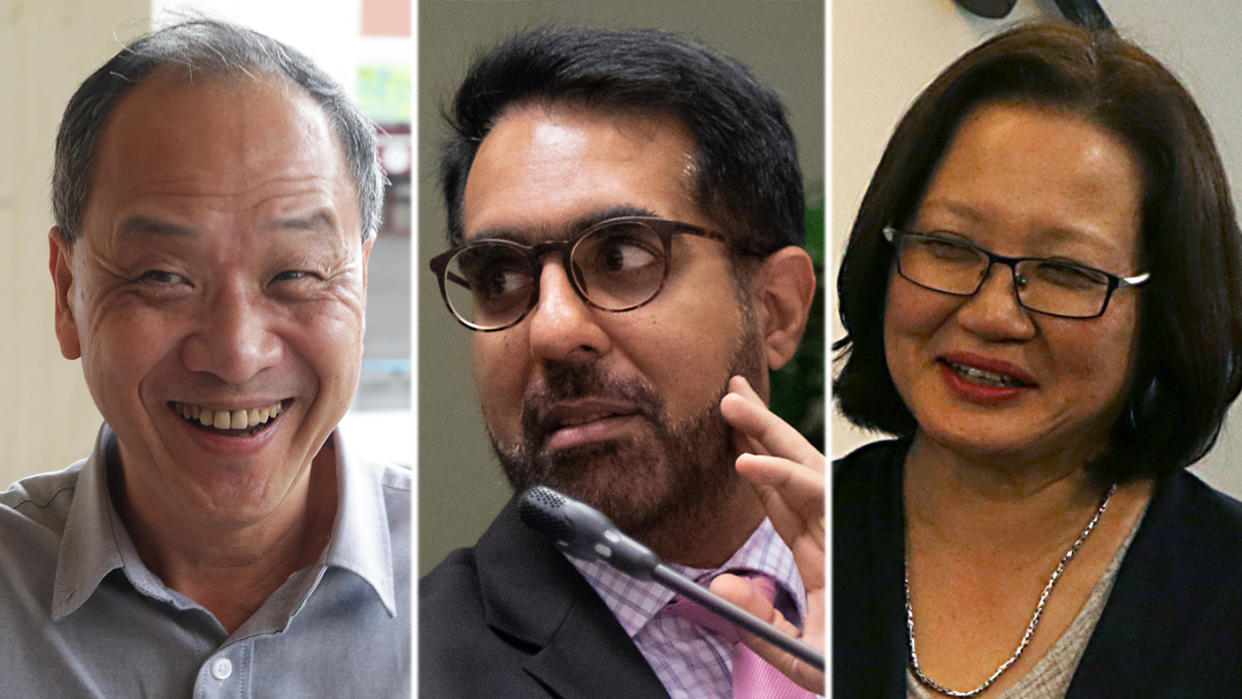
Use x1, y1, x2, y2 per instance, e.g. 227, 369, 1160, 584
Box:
174, 401, 284, 430
947, 362, 1027, 387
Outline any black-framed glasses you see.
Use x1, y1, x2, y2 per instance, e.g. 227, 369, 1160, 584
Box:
883, 227, 1149, 319
430, 216, 729, 331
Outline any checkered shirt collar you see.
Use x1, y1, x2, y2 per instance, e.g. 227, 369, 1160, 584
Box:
567, 517, 805, 639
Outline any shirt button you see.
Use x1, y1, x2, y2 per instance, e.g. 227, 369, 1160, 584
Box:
211, 658, 233, 680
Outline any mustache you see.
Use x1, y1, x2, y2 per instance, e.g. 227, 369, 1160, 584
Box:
519, 361, 665, 446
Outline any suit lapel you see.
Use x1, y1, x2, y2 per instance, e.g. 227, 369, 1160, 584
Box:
474, 499, 669, 698
1069, 472, 1242, 696
833, 439, 910, 698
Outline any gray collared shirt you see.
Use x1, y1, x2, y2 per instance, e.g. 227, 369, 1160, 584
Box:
0, 424, 410, 697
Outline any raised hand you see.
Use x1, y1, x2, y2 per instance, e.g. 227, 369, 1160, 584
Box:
715, 375, 825, 693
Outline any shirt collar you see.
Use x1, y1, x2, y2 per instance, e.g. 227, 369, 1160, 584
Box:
52, 425, 131, 620
321, 425, 398, 617
568, 517, 806, 639
51, 424, 397, 620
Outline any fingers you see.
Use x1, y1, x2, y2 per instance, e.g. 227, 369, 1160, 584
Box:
714, 376, 826, 692
721, 374, 824, 528
721, 376, 823, 468
710, 573, 826, 693
735, 453, 824, 511
720, 375, 826, 590
740, 457, 824, 547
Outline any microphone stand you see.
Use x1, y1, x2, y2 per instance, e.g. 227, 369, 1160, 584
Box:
650, 563, 825, 669
519, 485, 825, 672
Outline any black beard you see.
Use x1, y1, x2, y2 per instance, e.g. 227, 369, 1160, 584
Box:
488, 319, 767, 547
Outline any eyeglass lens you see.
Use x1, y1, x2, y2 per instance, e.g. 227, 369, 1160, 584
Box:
897, 234, 1113, 317
441, 219, 670, 329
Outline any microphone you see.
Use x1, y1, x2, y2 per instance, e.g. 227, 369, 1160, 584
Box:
518, 485, 825, 672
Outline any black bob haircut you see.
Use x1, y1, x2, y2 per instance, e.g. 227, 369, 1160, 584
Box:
834, 22, 1242, 483
439, 26, 804, 255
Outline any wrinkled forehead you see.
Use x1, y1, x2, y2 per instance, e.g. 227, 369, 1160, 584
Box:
82, 69, 359, 241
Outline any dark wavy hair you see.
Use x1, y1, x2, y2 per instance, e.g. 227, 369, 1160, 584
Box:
439, 26, 803, 254
834, 22, 1242, 482
54, 19, 385, 244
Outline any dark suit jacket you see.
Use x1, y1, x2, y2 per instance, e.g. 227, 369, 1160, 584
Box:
420, 498, 670, 698
834, 439, 1242, 698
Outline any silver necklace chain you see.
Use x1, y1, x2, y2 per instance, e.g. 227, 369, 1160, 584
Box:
905, 483, 1117, 697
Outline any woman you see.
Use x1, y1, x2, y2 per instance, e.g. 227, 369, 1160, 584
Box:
834, 22, 1242, 697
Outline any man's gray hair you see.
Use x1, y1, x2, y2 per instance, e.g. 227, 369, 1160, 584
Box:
53, 19, 386, 244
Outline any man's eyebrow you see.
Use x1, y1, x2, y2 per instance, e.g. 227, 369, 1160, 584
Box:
468, 204, 660, 243
117, 215, 199, 240
266, 211, 339, 234
116, 211, 340, 240
570, 205, 660, 232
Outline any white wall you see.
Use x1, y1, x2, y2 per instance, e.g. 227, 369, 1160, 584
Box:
832, 0, 1242, 498
0, 0, 151, 488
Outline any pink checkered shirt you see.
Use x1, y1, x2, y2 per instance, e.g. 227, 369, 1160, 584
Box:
568, 518, 809, 698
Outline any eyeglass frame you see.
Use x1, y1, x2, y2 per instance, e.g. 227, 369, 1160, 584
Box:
882, 226, 1150, 319
429, 215, 741, 332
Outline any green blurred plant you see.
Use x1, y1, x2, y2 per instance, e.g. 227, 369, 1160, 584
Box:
768, 200, 825, 450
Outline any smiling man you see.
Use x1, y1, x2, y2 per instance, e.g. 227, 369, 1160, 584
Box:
420, 28, 823, 697
0, 20, 408, 696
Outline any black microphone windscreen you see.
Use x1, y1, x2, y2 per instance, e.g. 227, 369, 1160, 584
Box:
518, 485, 572, 542
518, 485, 661, 577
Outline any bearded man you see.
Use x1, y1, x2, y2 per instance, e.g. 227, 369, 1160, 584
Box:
420, 27, 823, 698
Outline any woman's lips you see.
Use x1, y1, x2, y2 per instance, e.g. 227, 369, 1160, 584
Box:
940, 360, 1031, 387
938, 355, 1036, 402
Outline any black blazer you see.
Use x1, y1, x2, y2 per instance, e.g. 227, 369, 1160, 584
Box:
420, 498, 669, 698
834, 439, 1242, 698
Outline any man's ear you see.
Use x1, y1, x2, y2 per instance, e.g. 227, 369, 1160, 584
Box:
358, 235, 375, 340
361, 234, 375, 289
49, 226, 82, 360
750, 246, 816, 371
